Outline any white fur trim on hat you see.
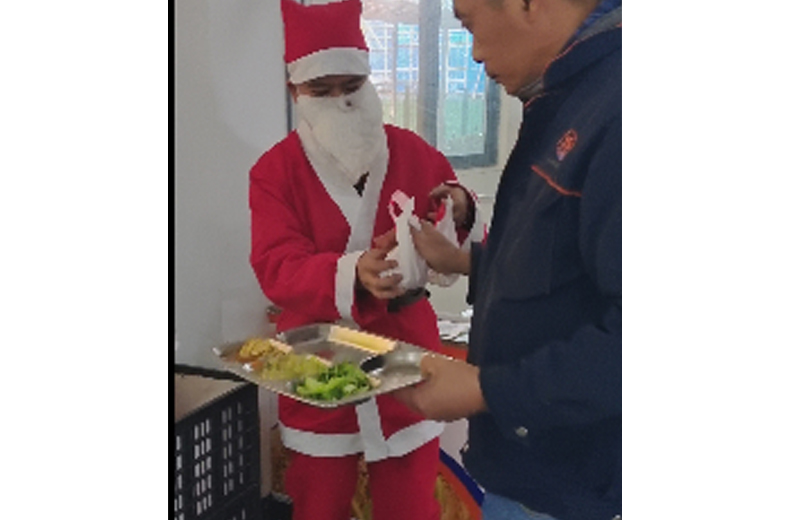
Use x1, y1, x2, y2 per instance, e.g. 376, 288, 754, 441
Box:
287, 47, 370, 84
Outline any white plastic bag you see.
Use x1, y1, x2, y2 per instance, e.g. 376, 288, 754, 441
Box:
382, 190, 428, 290
381, 190, 460, 290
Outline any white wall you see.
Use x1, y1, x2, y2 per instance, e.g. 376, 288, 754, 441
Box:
175, 0, 288, 369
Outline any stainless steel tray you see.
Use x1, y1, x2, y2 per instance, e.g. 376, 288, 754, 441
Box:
212, 323, 430, 408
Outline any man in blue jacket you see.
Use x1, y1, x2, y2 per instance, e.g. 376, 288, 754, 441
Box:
396, 0, 621, 519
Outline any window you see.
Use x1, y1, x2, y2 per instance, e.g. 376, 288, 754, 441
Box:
360, 0, 500, 169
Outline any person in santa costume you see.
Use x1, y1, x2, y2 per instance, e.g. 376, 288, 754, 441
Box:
248, 1, 483, 519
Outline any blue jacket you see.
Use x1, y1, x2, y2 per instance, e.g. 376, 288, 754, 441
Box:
462, 19, 622, 520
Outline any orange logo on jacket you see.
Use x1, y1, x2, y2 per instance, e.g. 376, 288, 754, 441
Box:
556, 129, 578, 161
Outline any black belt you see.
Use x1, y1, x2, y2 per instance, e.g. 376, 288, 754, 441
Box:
387, 287, 429, 313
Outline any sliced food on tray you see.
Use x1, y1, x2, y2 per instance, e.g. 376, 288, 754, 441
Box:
235, 336, 292, 362
259, 351, 331, 380
327, 325, 396, 354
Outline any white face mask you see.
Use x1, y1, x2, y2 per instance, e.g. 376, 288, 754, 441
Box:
296, 80, 386, 184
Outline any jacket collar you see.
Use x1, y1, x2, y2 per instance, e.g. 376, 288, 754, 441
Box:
571, 0, 622, 43
517, 6, 622, 102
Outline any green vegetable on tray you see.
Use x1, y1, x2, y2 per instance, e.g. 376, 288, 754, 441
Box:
295, 362, 374, 401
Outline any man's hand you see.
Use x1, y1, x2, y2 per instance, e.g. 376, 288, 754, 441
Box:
410, 219, 470, 275
428, 183, 470, 227
356, 246, 404, 300
394, 354, 487, 422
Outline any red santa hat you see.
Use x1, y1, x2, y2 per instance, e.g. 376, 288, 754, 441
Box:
281, 0, 370, 84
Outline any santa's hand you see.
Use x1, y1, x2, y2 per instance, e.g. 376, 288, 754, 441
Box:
393, 354, 487, 422
428, 183, 470, 227
410, 219, 470, 275
372, 228, 397, 253
356, 247, 404, 300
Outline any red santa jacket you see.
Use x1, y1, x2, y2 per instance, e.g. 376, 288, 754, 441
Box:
249, 124, 459, 461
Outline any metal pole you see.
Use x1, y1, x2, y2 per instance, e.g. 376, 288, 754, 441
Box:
417, 0, 440, 146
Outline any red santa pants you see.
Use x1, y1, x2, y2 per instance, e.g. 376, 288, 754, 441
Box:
284, 438, 441, 520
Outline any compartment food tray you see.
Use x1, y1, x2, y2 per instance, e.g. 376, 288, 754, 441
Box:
213, 323, 430, 408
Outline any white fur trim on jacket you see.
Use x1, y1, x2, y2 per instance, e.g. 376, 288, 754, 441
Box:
336, 250, 364, 321
288, 48, 371, 85
279, 400, 444, 462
